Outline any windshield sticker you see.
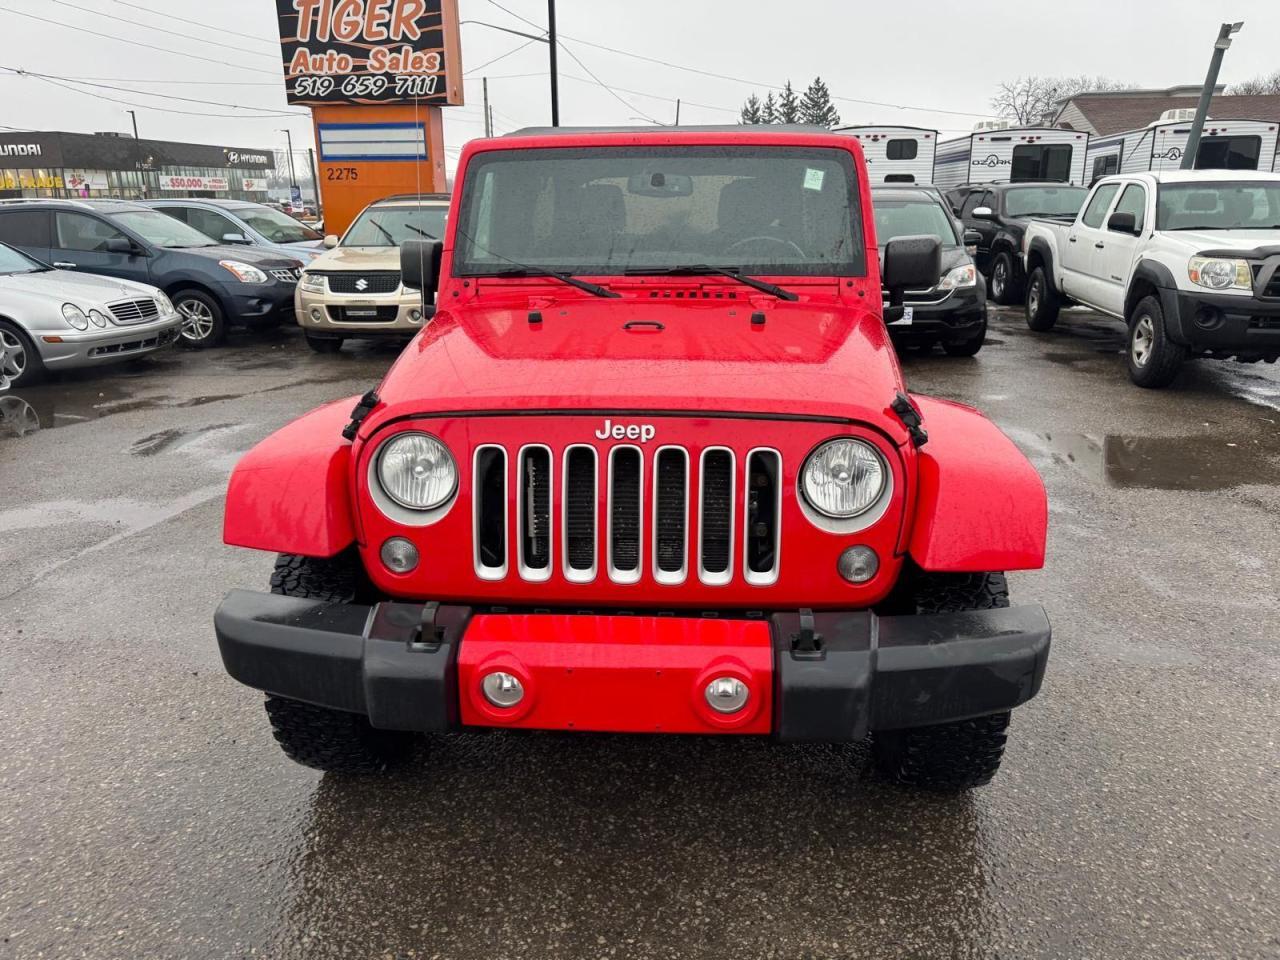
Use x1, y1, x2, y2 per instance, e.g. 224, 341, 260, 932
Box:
803, 168, 826, 192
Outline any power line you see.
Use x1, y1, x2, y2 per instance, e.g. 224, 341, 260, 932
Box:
463, 35, 544, 76
2, 67, 305, 115
108, 0, 280, 46
555, 41, 659, 124
481, 0, 544, 32
15, 71, 302, 119
47, 0, 279, 60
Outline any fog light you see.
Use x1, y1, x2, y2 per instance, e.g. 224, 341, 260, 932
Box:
482, 671, 524, 708
310, 307, 323, 322
380, 537, 419, 573
409, 308, 423, 322
837, 546, 879, 584
704, 676, 749, 714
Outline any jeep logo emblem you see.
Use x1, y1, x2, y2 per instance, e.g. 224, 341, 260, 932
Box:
595, 419, 656, 442
355, 278, 368, 291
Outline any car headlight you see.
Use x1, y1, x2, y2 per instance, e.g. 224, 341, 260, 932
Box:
801, 439, 887, 518
61, 303, 89, 330
1188, 256, 1251, 291
154, 292, 174, 315
88, 309, 109, 328
298, 272, 326, 294
377, 433, 458, 510
219, 260, 269, 284
937, 263, 977, 290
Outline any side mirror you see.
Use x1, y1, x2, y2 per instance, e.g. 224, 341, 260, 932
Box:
105, 237, 135, 254
970, 206, 995, 221
221, 232, 251, 244
1107, 211, 1138, 234
963, 229, 983, 246
883, 235, 941, 322
400, 239, 444, 301
323, 234, 339, 249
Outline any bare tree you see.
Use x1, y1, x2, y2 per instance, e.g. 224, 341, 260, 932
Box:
991, 75, 1133, 125
1227, 70, 1280, 95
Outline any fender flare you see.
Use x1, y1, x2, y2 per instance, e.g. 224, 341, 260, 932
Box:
1025, 237, 1058, 291
1125, 260, 1185, 343
223, 397, 358, 558
907, 395, 1047, 573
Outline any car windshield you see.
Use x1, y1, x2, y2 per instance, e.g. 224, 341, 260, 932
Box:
1004, 186, 1088, 218
1156, 181, 1280, 230
873, 197, 960, 246
453, 145, 865, 276
343, 206, 449, 247
236, 206, 323, 244
110, 210, 217, 248
0, 243, 46, 274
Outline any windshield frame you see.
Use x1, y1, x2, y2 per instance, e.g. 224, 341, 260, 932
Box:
1002, 185, 1089, 219
109, 209, 218, 249
452, 144, 867, 279
341, 205, 449, 248
1155, 180, 1280, 231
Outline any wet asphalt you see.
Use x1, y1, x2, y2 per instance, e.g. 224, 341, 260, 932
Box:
1, 310, 1278, 960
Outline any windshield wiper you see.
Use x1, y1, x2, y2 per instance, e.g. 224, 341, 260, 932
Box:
367, 218, 396, 245
490, 267, 620, 298
404, 224, 437, 240
623, 265, 799, 301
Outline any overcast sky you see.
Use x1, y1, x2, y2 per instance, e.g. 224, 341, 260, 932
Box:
2, 0, 1277, 172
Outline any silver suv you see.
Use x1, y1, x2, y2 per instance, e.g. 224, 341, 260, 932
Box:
145, 199, 325, 264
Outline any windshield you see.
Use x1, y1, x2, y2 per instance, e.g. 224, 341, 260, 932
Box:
873, 198, 959, 246
453, 146, 865, 277
1156, 182, 1280, 230
236, 206, 322, 244
0, 243, 45, 274
111, 210, 217, 248
343, 206, 448, 247
1004, 186, 1088, 218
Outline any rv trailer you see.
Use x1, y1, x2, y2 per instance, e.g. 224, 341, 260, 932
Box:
833, 125, 937, 183
1085, 112, 1280, 183
934, 127, 1090, 188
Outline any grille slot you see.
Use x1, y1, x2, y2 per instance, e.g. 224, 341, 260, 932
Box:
699, 448, 735, 584
519, 446, 552, 579
744, 450, 782, 585
608, 447, 643, 582
653, 448, 688, 582
326, 272, 401, 294
563, 446, 597, 580
473, 446, 507, 579
108, 298, 160, 326
271, 268, 301, 284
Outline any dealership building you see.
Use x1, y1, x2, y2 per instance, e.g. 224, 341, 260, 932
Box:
0, 130, 280, 201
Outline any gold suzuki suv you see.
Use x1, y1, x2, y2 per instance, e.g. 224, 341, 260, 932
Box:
295, 194, 448, 353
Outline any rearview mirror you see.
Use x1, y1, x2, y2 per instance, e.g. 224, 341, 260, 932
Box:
400, 239, 444, 301
1107, 211, 1138, 234
970, 206, 995, 221
323, 234, 339, 249
626, 172, 693, 197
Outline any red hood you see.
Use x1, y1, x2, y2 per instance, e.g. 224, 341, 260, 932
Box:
366, 289, 907, 436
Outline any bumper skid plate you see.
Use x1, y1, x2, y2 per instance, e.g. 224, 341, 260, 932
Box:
215, 591, 1050, 740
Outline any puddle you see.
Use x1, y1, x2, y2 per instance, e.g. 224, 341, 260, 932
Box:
1037, 431, 1280, 491
0, 396, 40, 438
130, 423, 239, 456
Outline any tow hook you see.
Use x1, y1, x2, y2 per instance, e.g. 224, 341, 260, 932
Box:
412, 601, 445, 651
890, 392, 929, 448
341, 389, 380, 441
791, 608, 825, 658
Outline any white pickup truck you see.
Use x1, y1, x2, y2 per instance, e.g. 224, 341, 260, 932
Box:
1021, 170, 1280, 387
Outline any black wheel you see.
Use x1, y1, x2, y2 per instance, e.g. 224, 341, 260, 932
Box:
1025, 267, 1060, 332
872, 572, 1014, 792
172, 289, 226, 348
989, 252, 1020, 306
305, 333, 344, 354
0, 320, 44, 388
1126, 294, 1186, 389
942, 315, 987, 357
264, 552, 414, 773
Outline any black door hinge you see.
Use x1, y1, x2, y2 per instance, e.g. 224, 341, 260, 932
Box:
411, 601, 445, 650
342, 389, 380, 441
791, 608, 824, 656
890, 392, 929, 448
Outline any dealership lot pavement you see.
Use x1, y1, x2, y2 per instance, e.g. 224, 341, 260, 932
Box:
1, 311, 1278, 960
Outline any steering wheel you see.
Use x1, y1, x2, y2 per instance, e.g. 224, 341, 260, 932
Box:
725, 235, 807, 260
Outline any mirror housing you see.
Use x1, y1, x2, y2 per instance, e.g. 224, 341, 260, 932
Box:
222, 232, 251, 244
970, 206, 995, 221
323, 234, 339, 249
882, 236, 942, 323
1107, 211, 1138, 234
963, 228, 983, 246
105, 237, 137, 255
400, 239, 444, 301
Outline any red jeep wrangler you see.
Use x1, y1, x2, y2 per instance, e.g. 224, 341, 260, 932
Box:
215, 127, 1050, 792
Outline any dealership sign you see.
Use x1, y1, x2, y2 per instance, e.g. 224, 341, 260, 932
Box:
161, 175, 230, 192
241, 179, 268, 192
276, 0, 463, 106
66, 171, 110, 192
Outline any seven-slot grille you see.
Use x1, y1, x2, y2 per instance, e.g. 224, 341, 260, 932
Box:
326, 272, 401, 294
107, 298, 160, 326
271, 267, 302, 284
472, 443, 782, 587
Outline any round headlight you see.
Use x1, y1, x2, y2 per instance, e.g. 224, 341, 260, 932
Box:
88, 309, 109, 328
62, 303, 90, 330
801, 439, 887, 518
154, 292, 174, 315
377, 433, 457, 510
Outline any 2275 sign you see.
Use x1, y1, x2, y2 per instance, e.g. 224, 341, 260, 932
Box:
276, 0, 464, 106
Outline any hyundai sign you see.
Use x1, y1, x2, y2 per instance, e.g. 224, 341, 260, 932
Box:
276, 0, 463, 106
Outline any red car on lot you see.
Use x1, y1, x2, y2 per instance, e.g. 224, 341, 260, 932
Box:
215, 126, 1050, 792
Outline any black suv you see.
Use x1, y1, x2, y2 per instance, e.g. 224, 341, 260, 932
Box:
872, 184, 987, 356
946, 183, 1088, 305
0, 200, 302, 347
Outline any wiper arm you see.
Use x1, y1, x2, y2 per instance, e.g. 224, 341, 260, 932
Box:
404, 224, 436, 240
492, 267, 620, 299
368, 218, 396, 244
623, 265, 799, 301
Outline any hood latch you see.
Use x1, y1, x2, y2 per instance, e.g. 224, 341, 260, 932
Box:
342, 389, 380, 441
890, 392, 929, 448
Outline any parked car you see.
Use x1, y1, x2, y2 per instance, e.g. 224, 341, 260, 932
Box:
143, 199, 326, 263
214, 127, 1051, 793
295, 193, 449, 353
872, 184, 987, 355
1023, 170, 1280, 387
947, 182, 1088, 305
0, 200, 303, 348
0, 240, 180, 388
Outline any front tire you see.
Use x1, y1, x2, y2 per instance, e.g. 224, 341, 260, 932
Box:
989, 252, 1020, 306
0, 320, 44, 388
305, 333, 344, 354
264, 552, 414, 773
1126, 295, 1186, 389
1025, 266, 1060, 331
173, 289, 226, 349
872, 572, 1014, 792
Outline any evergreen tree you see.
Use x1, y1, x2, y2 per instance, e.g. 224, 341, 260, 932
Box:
800, 76, 841, 128
778, 81, 800, 124
739, 93, 763, 125
761, 91, 778, 124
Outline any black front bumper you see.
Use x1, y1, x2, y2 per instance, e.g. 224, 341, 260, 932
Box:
214, 591, 1050, 741
1164, 288, 1280, 360
218, 282, 297, 327
886, 283, 987, 345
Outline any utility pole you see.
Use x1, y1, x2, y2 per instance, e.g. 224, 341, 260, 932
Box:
126, 110, 139, 139
280, 128, 299, 205
547, 0, 559, 126
483, 77, 492, 137
674, 99, 681, 126
1183, 21, 1244, 170
307, 148, 320, 210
